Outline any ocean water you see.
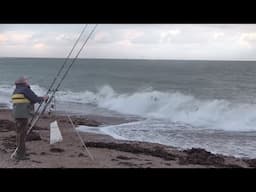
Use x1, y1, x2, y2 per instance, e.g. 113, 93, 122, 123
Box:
1, 57, 256, 158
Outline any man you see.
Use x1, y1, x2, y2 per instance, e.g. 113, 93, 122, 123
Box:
11, 76, 48, 160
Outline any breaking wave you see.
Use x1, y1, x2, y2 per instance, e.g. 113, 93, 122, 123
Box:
2, 84, 256, 131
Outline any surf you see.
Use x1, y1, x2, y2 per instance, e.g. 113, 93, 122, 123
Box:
2, 84, 256, 132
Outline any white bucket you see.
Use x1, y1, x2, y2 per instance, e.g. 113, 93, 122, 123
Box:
50, 120, 63, 144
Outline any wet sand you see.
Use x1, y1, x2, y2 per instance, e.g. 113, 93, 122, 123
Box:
0, 109, 255, 168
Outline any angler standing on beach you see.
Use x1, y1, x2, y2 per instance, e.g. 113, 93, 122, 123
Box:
11, 76, 48, 160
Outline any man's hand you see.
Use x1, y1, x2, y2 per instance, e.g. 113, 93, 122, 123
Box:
43, 95, 49, 101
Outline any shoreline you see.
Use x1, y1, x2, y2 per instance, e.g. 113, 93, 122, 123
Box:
0, 109, 255, 168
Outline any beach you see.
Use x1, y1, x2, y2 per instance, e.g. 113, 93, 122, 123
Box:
0, 109, 254, 168
2, 58, 256, 160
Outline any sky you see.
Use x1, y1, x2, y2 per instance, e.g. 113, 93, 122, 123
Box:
0, 24, 256, 60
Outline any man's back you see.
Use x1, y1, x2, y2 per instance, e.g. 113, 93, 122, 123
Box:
11, 76, 47, 160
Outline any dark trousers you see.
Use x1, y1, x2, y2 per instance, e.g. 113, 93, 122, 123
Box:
15, 118, 28, 158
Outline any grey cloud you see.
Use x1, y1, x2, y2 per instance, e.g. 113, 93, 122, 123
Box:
1, 24, 256, 60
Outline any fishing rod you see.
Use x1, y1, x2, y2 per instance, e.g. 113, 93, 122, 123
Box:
28, 25, 88, 127
27, 24, 98, 135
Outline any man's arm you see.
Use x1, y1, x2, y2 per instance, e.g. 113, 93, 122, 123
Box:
23, 87, 44, 104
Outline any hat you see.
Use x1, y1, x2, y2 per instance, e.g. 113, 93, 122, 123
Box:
15, 76, 28, 84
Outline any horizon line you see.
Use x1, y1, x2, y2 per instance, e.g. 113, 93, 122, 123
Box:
0, 56, 256, 62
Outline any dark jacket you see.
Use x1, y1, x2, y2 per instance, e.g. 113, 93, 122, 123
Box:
13, 84, 44, 104
12, 84, 44, 119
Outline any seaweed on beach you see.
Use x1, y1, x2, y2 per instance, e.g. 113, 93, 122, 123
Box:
84, 141, 176, 160
0, 120, 15, 132
179, 148, 227, 167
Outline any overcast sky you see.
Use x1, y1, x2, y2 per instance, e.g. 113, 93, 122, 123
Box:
0, 24, 256, 60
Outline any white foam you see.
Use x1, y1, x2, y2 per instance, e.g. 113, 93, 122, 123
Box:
0, 84, 13, 109
77, 119, 256, 158
77, 125, 127, 140
2, 83, 256, 132
71, 85, 256, 132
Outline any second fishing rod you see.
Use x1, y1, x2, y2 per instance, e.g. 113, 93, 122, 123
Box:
28, 24, 88, 127
27, 24, 98, 135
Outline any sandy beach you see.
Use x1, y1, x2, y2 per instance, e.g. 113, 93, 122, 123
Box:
0, 109, 255, 168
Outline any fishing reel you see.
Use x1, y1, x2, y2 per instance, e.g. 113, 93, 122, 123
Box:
47, 95, 56, 117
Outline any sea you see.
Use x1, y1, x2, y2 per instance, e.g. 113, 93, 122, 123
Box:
1, 57, 256, 159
